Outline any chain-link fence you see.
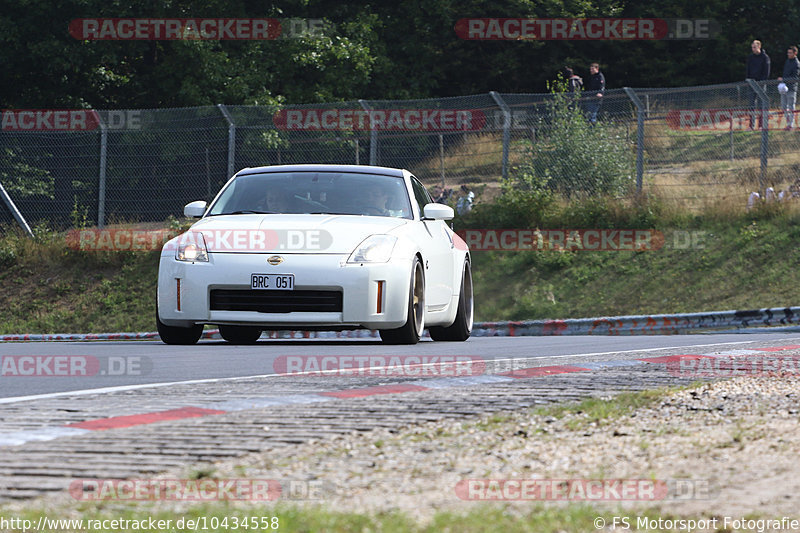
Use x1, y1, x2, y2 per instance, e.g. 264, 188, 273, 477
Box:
2, 80, 797, 230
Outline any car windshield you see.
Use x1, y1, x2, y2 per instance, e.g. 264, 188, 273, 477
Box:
207, 171, 413, 219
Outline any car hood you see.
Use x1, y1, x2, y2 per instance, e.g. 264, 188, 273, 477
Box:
188, 214, 408, 254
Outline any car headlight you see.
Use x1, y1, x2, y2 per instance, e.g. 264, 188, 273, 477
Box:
347, 235, 397, 263
176, 232, 209, 262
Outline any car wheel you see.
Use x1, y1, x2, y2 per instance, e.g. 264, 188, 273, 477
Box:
380, 256, 424, 345
219, 325, 263, 344
156, 303, 203, 345
429, 260, 473, 342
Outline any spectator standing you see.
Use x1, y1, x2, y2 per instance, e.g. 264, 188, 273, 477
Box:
778, 45, 800, 130
746, 40, 770, 129
456, 184, 474, 215
564, 67, 583, 93
431, 185, 452, 204
584, 62, 605, 125
747, 191, 761, 210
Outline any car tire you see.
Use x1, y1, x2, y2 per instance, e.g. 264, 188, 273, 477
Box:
219, 325, 263, 344
156, 303, 203, 345
380, 256, 425, 345
429, 260, 473, 342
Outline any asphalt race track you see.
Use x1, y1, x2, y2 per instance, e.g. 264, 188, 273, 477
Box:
1, 332, 799, 399
2, 332, 800, 502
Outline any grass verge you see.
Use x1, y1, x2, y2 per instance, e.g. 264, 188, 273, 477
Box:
470, 207, 800, 321
2, 198, 800, 333
0, 225, 160, 333
2, 503, 687, 533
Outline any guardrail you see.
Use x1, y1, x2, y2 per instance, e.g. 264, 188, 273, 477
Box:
473, 307, 800, 336
2, 307, 799, 341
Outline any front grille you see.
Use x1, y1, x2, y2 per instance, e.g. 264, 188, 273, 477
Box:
210, 289, 343, 313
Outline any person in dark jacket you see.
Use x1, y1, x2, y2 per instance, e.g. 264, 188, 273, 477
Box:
746, 40, 771, 129
584, 63, 605, 125
778, 45, 800, 129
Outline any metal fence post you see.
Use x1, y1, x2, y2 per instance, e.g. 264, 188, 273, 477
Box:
746, 79, 769, 190
730, 115, 735, 161
439, 134, 445, 188
217, 104, 236, 177
0, 180, 33, 237
623, 87, 645, 193
97, 118, 108, 228
358, 100, 377, 165
489, 91, 510, 180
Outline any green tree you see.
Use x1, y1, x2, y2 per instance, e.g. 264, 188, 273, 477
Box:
3, 0, 800, 108
0, 0, 379, 108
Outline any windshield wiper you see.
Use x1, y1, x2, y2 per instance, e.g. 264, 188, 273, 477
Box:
212, 210, 277, 216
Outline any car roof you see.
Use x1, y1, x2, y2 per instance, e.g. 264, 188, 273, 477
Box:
236, 164, 407, 178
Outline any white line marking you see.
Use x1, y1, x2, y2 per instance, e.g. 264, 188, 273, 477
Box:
198, 395, 335, 412
705, 349, 765, 356
404, 375, 515, 389
577, 360, 647, 370
0, 427, 90, 447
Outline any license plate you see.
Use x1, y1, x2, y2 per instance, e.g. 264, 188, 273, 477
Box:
251, 273, 294, 290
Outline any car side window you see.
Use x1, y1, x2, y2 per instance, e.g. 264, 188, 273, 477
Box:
410, 177, 431, 218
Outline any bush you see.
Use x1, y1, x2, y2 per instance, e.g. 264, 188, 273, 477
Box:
0, 244, 16, 268
558, 195, 664, 229
462, 171, 555, 229
513, 81, 636, 197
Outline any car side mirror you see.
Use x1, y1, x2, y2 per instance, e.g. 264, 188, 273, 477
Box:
184, 201, 207, 218
422, 203, 454, 220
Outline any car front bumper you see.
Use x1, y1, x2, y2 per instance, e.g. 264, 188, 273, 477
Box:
157, 252, 413, 330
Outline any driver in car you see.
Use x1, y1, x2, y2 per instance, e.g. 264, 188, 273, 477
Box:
362, 183, 391, 216
265, 188, 290, 213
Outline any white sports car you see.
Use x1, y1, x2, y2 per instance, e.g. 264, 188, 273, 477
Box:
156, 164, 473, 345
